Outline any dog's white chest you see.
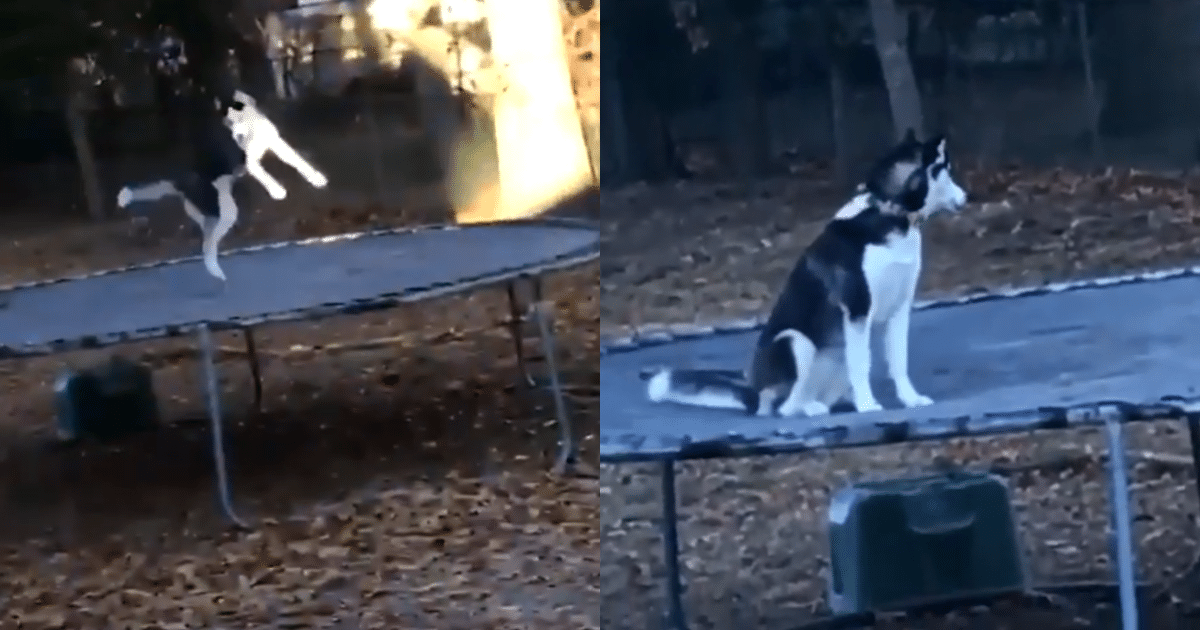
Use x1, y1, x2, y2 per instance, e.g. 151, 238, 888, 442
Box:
862, 228, 921, 321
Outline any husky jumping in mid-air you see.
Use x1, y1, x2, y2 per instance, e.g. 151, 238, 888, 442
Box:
645, 130, 969, 417
117, 89, 328, 282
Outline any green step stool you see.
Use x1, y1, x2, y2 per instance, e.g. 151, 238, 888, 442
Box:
827, 470, 1029, 614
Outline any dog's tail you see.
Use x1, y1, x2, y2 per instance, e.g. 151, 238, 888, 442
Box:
117, 180, 182, 212
642, 367, 773, 415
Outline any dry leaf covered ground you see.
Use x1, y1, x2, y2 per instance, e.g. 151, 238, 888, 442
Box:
0, 183, 599, 629
597, 163, 1200, 630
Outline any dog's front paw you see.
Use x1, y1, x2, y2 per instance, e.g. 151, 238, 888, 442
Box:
900, 392, 934, 408
308, 171, 328, 188
801, 401, 831, 417
267, 185, 287, 200
775, 398, 803, 417
854, 399, 884, 413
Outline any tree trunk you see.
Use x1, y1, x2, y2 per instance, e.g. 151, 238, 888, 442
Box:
565, 1, 601, 184
604, 0, 678, 183
228, 0, 280, 98
815, 0, 851, 186
484, 0, 594, 222
599, 35, 630, 183
233, 37, 277, 99
698, 0, 768, 182
578, 99, 601, 186
828, 55, 850, 186
1096, 0, 1200, 136
414, 61, 499, 223
349, 3, 389, 202
64, 59, 104, 220
621, 65, 681, 182
867, 0, 924, 140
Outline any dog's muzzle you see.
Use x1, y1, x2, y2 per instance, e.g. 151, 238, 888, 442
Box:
948, 184, 969, 211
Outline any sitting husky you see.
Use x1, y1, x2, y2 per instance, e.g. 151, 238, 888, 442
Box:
117, 89, 329, 282
645, 130, 968, 416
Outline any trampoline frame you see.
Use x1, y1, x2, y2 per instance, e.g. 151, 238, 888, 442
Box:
599, 267, 1200, 630
2, 218, 598, 528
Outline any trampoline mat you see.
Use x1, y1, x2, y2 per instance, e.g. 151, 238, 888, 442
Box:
601, 272, 1200, 461
0, 220, 598, 357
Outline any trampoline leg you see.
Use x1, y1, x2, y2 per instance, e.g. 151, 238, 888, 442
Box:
532, 295, 575, 473
660, 460, 689, 630
505, 280, 537, 388
197, 324, 250, 529
1103, 418, 1139, 630
241, 326, 264, 413
1187, 415, 1200, 511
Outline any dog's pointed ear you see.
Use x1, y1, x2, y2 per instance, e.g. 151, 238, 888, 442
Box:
923, 134, 948, 165
900, 128, 918, 145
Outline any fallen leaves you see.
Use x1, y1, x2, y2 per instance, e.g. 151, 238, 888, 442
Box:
0, 276, 599, 628
2, 471, 599, 630
599, 163, 1200, 327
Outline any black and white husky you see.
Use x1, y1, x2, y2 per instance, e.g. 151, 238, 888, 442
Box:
116, 89, 328, 281
645, 130, 968, 416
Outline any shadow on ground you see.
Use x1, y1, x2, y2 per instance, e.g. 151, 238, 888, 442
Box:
0, 337, 596, 548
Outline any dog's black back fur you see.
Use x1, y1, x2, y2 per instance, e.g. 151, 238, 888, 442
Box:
173, 92, 247, 216
754, 160, 928, 361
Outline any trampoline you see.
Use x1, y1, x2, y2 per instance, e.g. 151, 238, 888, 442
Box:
1, 218, 598, 527
601, 267, 1200, 630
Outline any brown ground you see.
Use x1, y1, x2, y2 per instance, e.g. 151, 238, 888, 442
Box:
0, 178, 600, 629
597, 161, 1200, 630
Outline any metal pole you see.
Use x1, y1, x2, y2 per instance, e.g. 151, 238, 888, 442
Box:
241, 325, 264, 413
661, 459, 689, 630
1186, 415, 1200, 510
198, 323, 250, 528
532, 282, 574, 473
505, 280, 536, 387
1104, 418, 1138, 630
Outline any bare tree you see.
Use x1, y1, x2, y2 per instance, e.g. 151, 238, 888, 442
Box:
414, 60, 500, 223
63, 58, 104, 220
367, 0, 501, 222
563, 0, 600, 183
486, 0, 594, 221
696, 0, 769, 183
1096, 0, 1200, 139
867, 0, 924, 140
369, 0, 591, 222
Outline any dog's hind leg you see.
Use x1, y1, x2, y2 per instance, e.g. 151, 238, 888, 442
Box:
117, 180, 181, 210
181, 199, 208, 235
811, 353, 849, 411
773, 330, 825, 417
842, 316, 883, 412
269, 138, 328, 189
884, 308, 933, 408
201, 176, 239, 282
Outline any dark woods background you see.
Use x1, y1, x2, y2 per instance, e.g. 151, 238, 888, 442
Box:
0, 0, 436, 222
0, 0, 284, 159
601, 0, 1200, 186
